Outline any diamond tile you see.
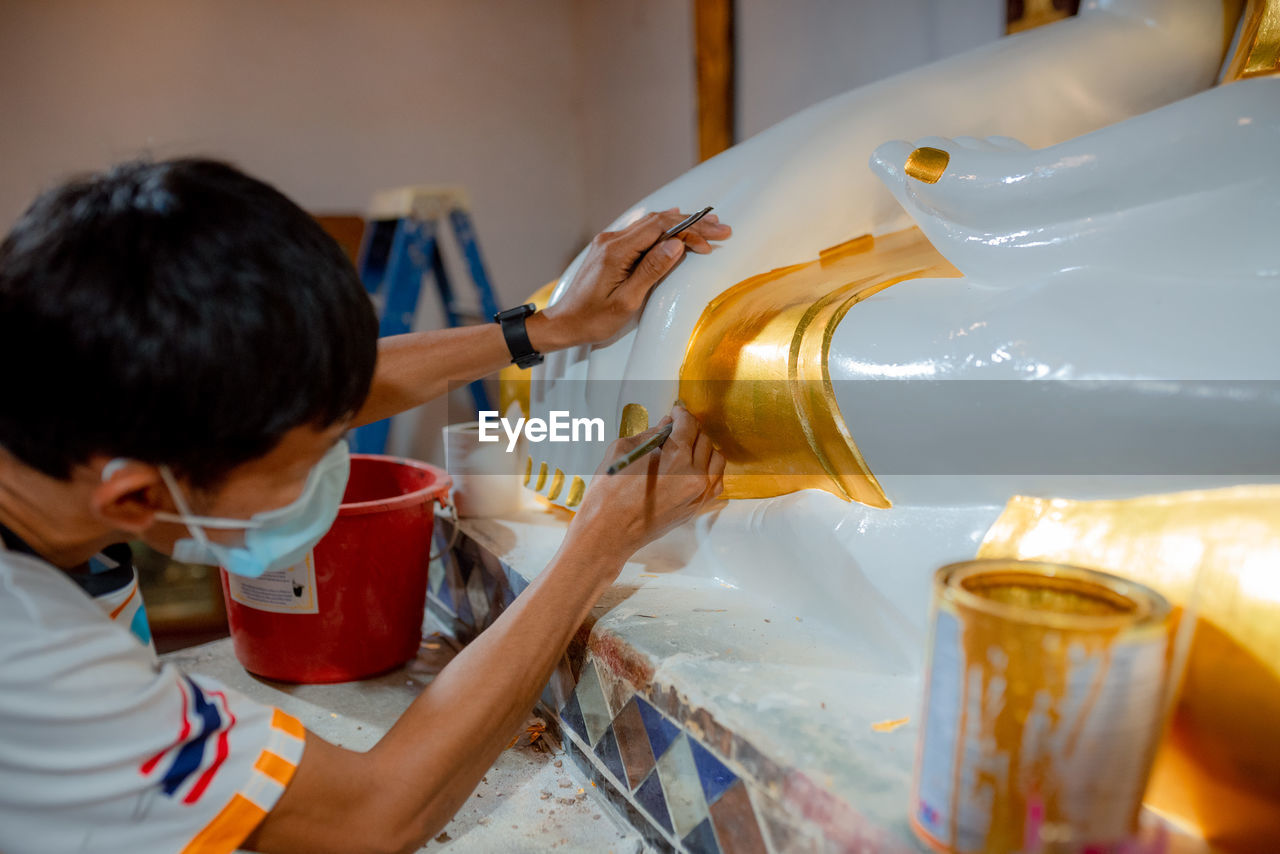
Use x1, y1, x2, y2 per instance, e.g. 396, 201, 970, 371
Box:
464, 569, 490, 625
636, 695, 681, 761
428, 553, 445, 595
655, 734, 708, 838
612, 697, 656, 790
435, 573, 456, 614
593, 725, 626, 787
575, 659, 611, 747
708, 781, 767, 854
560, 691, 587, 743
682, 816, 721, 854
452, 578, 474, 624
689, 738, 736, 805
602, 666, 633, 719
634, 768, 673, 834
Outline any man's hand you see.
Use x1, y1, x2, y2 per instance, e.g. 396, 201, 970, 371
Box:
570, 403, 726, 558
528, 210, 732, 352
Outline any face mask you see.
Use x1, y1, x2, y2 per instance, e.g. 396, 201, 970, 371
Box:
122, 439, 351, 577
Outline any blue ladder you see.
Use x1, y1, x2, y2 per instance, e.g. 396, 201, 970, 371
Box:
352, 186, 501, 455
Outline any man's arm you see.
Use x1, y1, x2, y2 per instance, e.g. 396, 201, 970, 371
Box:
351, 210, 730, 428
246, 405, 725, 854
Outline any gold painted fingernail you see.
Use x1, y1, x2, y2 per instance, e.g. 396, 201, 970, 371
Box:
523, 456, 533, 486
905, 147, 950, 184
534, 461, 548, 491
566, 476, 585, 508
619, 403, 649, 438
547, 468, 565, 501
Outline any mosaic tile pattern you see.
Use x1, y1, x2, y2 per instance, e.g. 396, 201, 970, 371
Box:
553, 659, 777, 853
428, 515, 837, 854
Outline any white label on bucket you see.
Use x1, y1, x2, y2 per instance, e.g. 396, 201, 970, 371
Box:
226, 552, 319, 614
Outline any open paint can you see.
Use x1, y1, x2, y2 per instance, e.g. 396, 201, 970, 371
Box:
910, 559, 1173, 853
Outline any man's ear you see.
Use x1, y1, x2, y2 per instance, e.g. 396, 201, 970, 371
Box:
89, 458, 171, 534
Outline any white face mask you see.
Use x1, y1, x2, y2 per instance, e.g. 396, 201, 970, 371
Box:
108, 440, 351, 577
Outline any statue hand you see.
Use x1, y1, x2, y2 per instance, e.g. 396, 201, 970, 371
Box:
530, 210, 731, 351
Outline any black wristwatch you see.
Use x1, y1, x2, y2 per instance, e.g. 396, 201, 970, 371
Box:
494, 303, 544, 369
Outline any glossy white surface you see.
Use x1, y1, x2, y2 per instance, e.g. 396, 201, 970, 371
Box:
524, 1, 1277, 644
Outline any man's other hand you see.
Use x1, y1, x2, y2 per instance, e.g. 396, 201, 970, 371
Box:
528, 209, 732, 352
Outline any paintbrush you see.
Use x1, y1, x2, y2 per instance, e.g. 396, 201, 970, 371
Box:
644, 206, 714, 255
605, 422, 674, 475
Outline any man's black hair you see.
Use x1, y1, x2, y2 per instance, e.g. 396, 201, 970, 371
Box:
0, 158, 378, 487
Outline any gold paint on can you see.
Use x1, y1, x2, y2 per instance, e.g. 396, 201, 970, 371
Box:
547, 468, 565, 501
905, 147, 950, 184
978, 485, 1280, 843
565, 476, 586, 508
911, 559, 1173, 854
619, 403, 649, 438
523, 456, 533, 486
533, 461, 548, 492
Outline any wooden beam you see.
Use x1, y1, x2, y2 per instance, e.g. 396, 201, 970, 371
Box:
694, 0, 735, 162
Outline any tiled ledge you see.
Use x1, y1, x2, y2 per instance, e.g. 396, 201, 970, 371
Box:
429, 507, 926, 854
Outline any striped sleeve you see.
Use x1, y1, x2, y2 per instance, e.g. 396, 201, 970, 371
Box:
178, 709, 305, 854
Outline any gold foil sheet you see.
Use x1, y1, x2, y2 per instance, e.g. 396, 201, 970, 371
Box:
904, 147, 950, 184
1223, 0, 1280, 81
679, 227, 959, 506
978, 485, 1280, 850
619, 403, 649, 438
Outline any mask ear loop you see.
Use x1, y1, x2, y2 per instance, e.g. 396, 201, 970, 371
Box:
156, 465, 214, 550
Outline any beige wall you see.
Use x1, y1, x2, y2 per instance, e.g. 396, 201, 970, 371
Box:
0, 0, 588, 306
571, 0, 697, 233
736, 0, 1004, 140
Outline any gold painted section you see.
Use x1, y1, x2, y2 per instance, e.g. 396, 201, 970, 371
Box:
497, 279, 560, 420
1223, 0, 1280, 81
979, 485, 1280, 847
565, 476, 586, 508
619, 403, 650, 438
904, 147, 950, 184
523, 456, 533, 486
678, 227, 960, 506
547, 468, 565, 501
533, 461, 548, 492
1006, 0, 1077, 35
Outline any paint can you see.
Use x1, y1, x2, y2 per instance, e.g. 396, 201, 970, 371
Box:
910, 559, 1173, 853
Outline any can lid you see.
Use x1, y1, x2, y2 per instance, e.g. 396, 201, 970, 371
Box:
937, 559, 1171, 631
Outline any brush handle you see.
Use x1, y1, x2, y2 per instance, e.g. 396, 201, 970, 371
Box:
605, 422, 674, 475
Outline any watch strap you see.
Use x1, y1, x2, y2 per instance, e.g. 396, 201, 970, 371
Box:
494, 303, 543, 369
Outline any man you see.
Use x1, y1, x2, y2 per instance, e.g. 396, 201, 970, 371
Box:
0, 158, 730, 853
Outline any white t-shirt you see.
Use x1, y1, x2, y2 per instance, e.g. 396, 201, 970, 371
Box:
0, 542, 305, 854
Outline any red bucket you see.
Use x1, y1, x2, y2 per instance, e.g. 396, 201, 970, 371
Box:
221, 454, 451, 683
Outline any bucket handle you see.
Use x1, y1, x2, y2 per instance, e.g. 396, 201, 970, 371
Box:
428, 495, 460, 564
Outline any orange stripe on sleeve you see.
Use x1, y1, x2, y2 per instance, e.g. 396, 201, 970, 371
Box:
107, 583, 138, 619
253, 749, 295, 786
179, 793, 266, 854
271, 708, 305, 740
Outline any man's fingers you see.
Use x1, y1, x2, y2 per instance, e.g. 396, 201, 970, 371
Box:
668, 402, 699, 449
603, 415, 673, 465
708, 449, 726, 480
613, 209, 729, 255
638, 238, 684, 285
691, 431, 713, 471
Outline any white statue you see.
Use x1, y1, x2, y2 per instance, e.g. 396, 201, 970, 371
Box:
512, 0, 1278, 662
